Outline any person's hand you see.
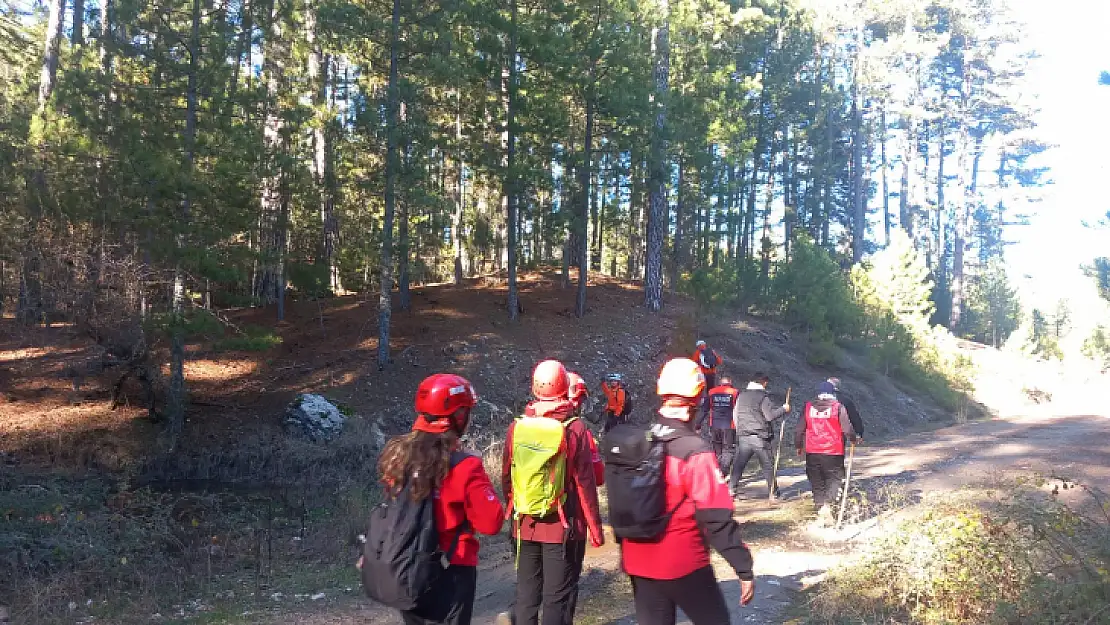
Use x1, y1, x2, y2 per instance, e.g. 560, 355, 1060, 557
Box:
356, 555, 364, 570
739, 578, 755, 606
796, 447, 805, 457
783, 403, 791, 413
590, 532, 605, 548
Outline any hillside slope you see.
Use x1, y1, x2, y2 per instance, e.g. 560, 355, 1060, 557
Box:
0, 273, 957, 624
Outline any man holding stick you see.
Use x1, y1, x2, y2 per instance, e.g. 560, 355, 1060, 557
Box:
795, 381, 859, 527
729, 373, 791, 502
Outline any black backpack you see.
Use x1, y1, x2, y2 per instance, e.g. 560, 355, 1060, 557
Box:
602, 425, 689, 541
360, 452, 467, 610
702, 349, 719, 369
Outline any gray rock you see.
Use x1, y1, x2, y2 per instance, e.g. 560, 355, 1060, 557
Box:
285, 394, 346, 441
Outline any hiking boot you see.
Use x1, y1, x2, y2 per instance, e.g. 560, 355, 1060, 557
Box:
816, 504, 834, 527
768, 491, 779, 504
495, 612, 513, 625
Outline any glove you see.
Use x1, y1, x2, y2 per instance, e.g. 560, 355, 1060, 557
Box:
739, 578, 756, 606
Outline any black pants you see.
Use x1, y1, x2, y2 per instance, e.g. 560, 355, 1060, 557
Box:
401, 565, 477, 625
514, 539, 587, 625
805, 452, 846, 509
710, 428, 737, 473
729, 435, 776, 496
630, 566, 731, 625
603, 411, 624, 435
698, 373, 717, 422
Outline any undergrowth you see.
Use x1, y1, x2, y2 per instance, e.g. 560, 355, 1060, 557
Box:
806, 479, 1110, 625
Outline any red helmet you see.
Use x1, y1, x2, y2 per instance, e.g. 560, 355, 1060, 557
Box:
413, 373, 477, 434
532, 360, 570, 401
567, 372, 588, 407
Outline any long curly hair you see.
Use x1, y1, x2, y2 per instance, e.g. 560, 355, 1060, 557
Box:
377, 430, 458, 501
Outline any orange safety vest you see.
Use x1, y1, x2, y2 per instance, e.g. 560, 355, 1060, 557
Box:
601, 381, 627, 414
691, 348, 721, 374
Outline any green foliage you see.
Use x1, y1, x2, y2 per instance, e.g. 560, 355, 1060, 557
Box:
1082, 325, 1110, 370
1087, 258, 1110, 303
678, 258, 759, 312
212, 325, 284, 352
958, 258, 1022, 347
1027, 309, 1064, 360
287, 261, 332, 298
773, 236, 861, 339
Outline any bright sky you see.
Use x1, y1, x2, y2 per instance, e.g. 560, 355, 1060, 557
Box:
1006, 0, 1110, 314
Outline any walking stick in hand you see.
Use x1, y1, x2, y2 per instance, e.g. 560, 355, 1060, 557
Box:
836, 440, 856, 531
772, 387, 791, 492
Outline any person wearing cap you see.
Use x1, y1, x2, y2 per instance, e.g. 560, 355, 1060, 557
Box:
691, 340, 722, 424
600, 373, 633, 434
366, 373, 506, 625
827, 377, 864, 442
501, 360, 605, 625
729, 373, 790, 501
795, 381, 859, 526
617, 358, 755, 625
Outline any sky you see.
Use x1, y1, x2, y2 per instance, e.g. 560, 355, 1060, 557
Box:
1004, 0, 1110, 315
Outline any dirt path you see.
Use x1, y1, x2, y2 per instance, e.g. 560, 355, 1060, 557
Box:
248, 411, 1110, 625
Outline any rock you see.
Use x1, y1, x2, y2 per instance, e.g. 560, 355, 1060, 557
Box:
284, 394, 346, 442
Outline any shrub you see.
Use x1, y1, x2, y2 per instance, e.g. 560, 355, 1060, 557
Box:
772, 235, 861, 339
807, 481, 1110, 625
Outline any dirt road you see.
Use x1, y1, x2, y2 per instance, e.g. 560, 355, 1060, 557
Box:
253, 411, 1110, 624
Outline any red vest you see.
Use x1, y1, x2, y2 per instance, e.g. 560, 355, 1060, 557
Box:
803, 400, 845, 455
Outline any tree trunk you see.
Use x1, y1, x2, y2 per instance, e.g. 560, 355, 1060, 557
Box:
900, 115, 916, 239
936, 117, 946, 274
643, 0, 669, 312
72, 0, 85, 46
453, 90, 465, 285
880, 106, 891, 246
377, 0, 401, 369
306, 0, 338, 293
850, 25, 866, 265
576, 89, 594, 319
38, 0, 65, 108
168, 0, 202, 447
505, 0, 520, 320
670, 156, 684, 288
590, 157, 602, 272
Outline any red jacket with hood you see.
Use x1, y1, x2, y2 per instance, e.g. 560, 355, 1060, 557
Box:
620, 418, 754, 581
502, 399, 605, 544
432, 451, 506, 566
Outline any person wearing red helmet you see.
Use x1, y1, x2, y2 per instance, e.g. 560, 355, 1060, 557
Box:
362, 373, 505, 625
567, 372, 605, 487
502, 360, 605, 625
618, 358, 755, 625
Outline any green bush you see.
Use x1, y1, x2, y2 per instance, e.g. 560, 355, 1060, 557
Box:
679, 258, 760, 312
772, 235, 861, 339
1082, 325, 1110, 370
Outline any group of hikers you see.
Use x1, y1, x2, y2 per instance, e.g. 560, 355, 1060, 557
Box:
358, 340, 864, 625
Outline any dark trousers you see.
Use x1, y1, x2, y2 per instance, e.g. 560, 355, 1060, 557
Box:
630, 566, 731, 625
603, 411, 624, 435
698, 373, 717, 422
401, 565, 477, 625
514, 539, 587, 625
710, 428, 737, 474
729, 434, 776, 496
805, 452, 846, 510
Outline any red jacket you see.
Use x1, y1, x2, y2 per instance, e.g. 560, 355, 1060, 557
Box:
621, 422, 754, 581
432, 452, 506, 566
796, 397, 855, 456
502, 400, 605, 544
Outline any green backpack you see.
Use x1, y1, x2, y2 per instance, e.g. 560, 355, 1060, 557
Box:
510, 415, 578, 519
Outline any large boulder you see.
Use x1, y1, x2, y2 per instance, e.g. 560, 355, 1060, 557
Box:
285, 394, 346, 441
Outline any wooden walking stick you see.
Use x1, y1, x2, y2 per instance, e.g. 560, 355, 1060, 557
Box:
836, 440, 857, 531
772, 387, 791, 492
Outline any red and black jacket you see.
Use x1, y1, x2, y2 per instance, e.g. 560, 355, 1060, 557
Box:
706, 384, 739, 429
621, 419, 754, 581
501, 399, 605, 545
431, 451, 506, 566
795, 396, 855, 456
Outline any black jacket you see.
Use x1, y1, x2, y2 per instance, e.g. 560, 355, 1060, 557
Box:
732, 387, 787, 440
834, 392, 864, 437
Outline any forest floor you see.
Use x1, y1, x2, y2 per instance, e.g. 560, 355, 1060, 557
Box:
2, 272, 1107, 624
